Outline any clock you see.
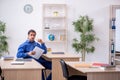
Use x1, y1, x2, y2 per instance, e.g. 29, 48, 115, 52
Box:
24, 4, 33, 14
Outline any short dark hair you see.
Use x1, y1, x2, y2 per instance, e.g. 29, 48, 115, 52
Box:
28, 29, 36, 35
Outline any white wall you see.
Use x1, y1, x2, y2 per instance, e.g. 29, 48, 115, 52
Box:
0, 0, 120, 63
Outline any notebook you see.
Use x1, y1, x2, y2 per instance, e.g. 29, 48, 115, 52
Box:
15, 58, 32, 61
30, 46, 44, 59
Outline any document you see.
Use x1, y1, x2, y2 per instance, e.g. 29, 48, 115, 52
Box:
15, 58, 32, 62
31, 46, 44, 59
11, 61, 24, 65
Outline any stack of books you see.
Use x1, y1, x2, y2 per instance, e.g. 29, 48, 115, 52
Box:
51, 52, 64, 54
1, 56, 14, 60
92, 62, 116, 70
15, 58, 32, 62
100, 65, 116, 70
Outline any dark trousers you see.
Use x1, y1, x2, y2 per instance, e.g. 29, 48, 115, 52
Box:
35, 57, 52, 80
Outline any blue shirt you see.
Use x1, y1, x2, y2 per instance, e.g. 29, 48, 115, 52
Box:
17, 40, 47, 58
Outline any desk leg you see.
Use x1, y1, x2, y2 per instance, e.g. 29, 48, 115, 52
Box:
3, 69, 42, 80
52, 58, 79, 80
87, 72, 120, 80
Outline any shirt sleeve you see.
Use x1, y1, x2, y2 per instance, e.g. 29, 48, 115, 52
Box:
16, 45, 31, 58
38, 43, 47, 54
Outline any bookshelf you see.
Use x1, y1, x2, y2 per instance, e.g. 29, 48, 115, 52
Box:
42, 4, 67, 52
110, 5, 120, 65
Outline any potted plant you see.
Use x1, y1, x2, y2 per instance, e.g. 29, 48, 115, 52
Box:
72, 15, 99, 61
0, 21, 8, 57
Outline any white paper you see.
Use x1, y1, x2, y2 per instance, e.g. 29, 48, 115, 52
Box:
11, 61, 24, 65
31, 46, 44, 59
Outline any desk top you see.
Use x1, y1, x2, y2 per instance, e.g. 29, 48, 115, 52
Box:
66, 61, 120, 73
0, 59, 44, 70
42, 53, 80, 59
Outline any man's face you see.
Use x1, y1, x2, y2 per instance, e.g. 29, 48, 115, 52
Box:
28, 32, 36, 42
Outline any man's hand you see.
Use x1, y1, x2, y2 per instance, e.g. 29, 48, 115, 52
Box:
37, 39, 44, 44
28, 51, 36, 55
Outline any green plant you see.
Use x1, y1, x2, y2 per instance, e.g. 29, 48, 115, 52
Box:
72, 15, 99, 61
0, 21, 8, 57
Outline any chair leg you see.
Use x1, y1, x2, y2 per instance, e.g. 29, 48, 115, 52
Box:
2, 76, 4, 80
43, 69, 47, 80
0, 76, 4, 80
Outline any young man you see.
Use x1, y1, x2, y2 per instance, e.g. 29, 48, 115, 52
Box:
16, 29, 51, 80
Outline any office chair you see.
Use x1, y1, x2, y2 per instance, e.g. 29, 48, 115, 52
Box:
60, 59, 87, 80
0, 67, 4, 80
0, 67, 2, 76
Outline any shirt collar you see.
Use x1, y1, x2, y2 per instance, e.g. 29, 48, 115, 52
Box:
26, 39, 35, 43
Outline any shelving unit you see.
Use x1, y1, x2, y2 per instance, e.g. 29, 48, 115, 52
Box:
42, 4, 67, 52
109, 5, 116, 65
110, 18, 116, 65
110, 5, 120, 65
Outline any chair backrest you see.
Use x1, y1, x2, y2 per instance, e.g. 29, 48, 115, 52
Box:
0, 67, 4, 80
0, 67, 2, 76
60, 59, 69, 79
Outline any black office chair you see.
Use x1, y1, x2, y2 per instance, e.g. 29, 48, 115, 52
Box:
60, 59, 87, 80
0, 67, 4, 80
0, 67, 2, 76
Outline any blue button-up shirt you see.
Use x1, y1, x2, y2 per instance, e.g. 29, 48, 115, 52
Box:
17, 40, 47, 58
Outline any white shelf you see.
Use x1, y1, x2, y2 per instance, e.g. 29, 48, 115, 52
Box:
43, 4, 66, 6
43, 29, 66, 31
42, 4, 67, 52
45, 41, 66, 43
44, 16, 66, 19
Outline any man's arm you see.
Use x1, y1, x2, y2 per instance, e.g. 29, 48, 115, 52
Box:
37, 39, 47, 54
40, 43, 47, 54
17, 45, 31, 58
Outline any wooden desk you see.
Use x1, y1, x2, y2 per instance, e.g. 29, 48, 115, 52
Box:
66, 61, 120, 80
42, 53, 80, 80
0, 59, 44, 80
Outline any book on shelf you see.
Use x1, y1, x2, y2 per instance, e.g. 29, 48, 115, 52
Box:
114, 58, 120, 61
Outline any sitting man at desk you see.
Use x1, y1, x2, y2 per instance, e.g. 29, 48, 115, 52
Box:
16, 29, 51, 80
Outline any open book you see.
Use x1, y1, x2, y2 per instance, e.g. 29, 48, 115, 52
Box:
30, 46, 44, 59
